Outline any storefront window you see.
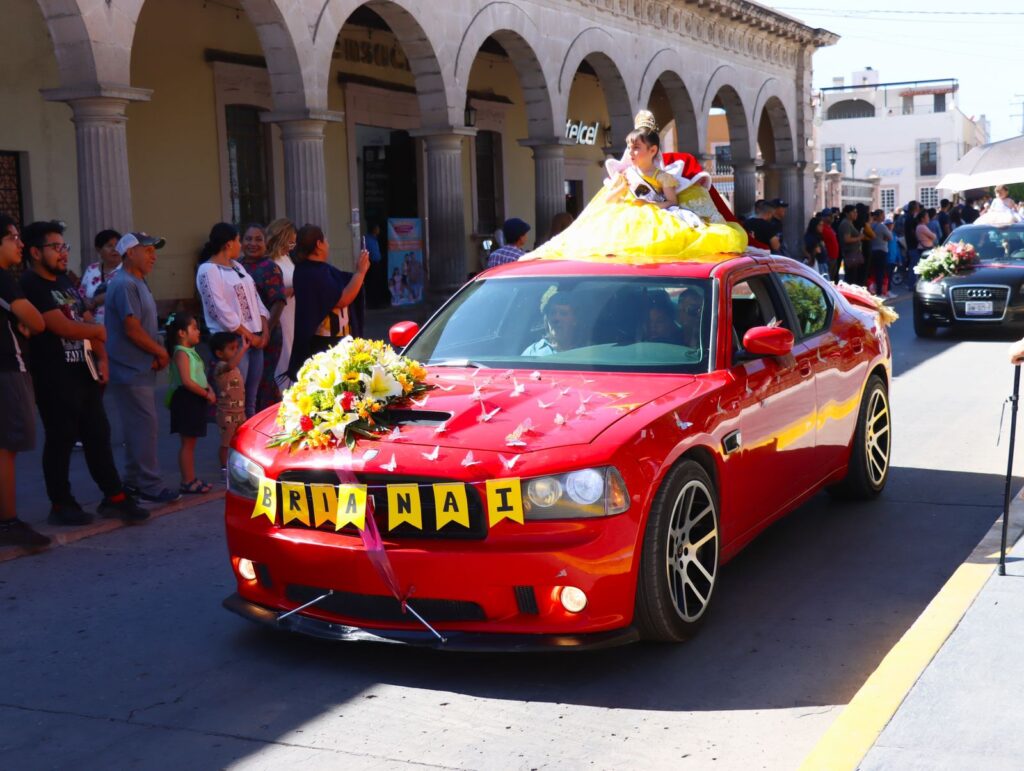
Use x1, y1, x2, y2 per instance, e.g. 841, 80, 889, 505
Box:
225, 105, 270, 226
475, 130, 503, 234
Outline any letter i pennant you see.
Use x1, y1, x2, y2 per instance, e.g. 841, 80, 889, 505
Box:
485, 478, 523, 526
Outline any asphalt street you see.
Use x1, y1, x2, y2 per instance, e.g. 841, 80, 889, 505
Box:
1, 293, 1021, 770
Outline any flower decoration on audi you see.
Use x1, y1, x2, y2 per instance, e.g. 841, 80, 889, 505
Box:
914, 241, 978, 282
269, 337, 430, 451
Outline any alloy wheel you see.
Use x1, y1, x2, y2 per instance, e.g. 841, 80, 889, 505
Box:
665, 479, 718, 623
865, 388, 891, 487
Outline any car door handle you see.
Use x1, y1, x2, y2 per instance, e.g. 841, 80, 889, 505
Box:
852, 339, 864, 354
799, 362, 813, 378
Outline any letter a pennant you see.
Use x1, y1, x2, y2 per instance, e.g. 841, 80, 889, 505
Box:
335, 484, 368, 531
433, 483, 470, 529
387, 484, 422, 530
252, 478, 277, 524
485, 478, 523, 526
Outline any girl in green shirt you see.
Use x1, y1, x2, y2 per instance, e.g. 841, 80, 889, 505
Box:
165, 313, 215, 494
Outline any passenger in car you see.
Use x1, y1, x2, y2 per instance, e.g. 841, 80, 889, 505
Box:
643, 291, 685, 345
676, 287, 705, 347
522, 292, 579, 356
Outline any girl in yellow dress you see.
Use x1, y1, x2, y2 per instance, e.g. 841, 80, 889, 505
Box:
527, 111, 748, 264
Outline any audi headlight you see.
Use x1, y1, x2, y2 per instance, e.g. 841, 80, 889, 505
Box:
916, 280, 945, 297
522, 467, 630, 520
227, 449, 264, 500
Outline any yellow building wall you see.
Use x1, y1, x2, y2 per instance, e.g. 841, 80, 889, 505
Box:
1, 1, 79, 259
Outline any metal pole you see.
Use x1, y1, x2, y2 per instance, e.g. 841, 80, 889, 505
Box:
999, 366, 1020, 576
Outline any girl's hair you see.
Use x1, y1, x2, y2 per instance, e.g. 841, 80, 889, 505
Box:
805, 215, 822, 236
164, 312, 196, 357
199, 222, 239, 262
625, 127, 660, 153
914, 210, 928, 225
265, 218, 296, 259
293, 223, 324, 262
94, 229, 121, 250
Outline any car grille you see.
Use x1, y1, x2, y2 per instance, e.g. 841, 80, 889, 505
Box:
286, 584, 486, 623
276, 469, 488, 540
950, 285, 1010, 321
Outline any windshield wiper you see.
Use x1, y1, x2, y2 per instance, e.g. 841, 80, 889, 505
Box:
430, 358, 490, 369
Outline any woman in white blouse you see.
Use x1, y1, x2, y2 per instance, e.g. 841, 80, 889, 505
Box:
196, 222, 269, 417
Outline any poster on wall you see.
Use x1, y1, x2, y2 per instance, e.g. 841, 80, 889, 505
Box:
386, 218, 425, 306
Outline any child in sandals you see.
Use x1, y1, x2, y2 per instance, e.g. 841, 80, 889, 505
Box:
165, 313, 215, 494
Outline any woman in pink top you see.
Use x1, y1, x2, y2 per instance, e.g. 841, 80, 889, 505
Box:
915, 211, 937, 250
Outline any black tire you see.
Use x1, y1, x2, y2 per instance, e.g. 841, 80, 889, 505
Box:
828, 374, 891, 500
913, 301, 936, 338
635, 459, 720, 642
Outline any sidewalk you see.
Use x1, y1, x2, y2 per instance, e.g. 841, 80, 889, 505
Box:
2, 303, 435, 561
803, 489, 1024, 770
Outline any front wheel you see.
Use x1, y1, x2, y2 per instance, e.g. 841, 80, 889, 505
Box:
828, 374, 891, 500
635, 460, 720, 642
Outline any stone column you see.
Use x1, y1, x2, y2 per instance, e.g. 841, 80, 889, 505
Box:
411, 130, 474, 299
779, 162, 805, 256
263, 111, 343, 229
732, 161, 758, 219
42, 86, 151, 272
519, 139, 571, 243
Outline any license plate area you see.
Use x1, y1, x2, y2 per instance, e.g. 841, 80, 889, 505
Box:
965, 300, 993, 315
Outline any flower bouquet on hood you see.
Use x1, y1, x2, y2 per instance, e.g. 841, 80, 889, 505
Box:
914, 241, 978, 282
269, 337, 430, 451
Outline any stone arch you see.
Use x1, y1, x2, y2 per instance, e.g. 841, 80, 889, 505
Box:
312, 0, 453, 127
453, 2, 556, 138
637, 51, 701, 155
558, 28, 634, 149
827, 99, 875, 120
701, 65, 754, 162
753, 82, 795, 166
36, 0, 313, 111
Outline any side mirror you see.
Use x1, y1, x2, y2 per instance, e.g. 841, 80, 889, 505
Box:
742, 326, 794, 357
389, 321, 419, 349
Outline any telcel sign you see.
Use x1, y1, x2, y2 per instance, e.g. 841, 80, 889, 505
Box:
565, 119, 600, 146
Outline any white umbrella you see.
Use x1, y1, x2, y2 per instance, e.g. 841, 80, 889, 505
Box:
937, 134, 1024, 191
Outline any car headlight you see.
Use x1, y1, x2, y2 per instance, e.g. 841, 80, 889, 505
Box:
227, 449, 264, 500
522, 467, 629, 520
917, 280, 946, 297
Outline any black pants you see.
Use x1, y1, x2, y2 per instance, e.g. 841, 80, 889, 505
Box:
34, 367, 122, 506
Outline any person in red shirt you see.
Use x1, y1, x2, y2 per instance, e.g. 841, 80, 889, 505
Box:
819, 208, 839, 280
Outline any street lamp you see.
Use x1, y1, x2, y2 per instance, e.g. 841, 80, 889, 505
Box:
848, 146, 858, 178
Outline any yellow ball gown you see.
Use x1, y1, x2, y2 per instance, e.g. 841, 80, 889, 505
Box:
526, 166, 748, 265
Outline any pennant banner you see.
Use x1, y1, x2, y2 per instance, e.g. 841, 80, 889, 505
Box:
251, 478, 526, 531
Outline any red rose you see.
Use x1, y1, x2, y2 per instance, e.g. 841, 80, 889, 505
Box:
299, 415, 314, 432
340, 391, 355, 411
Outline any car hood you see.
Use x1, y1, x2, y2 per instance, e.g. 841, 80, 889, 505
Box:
252, 369, 695, 452
944, 262, 1024, 284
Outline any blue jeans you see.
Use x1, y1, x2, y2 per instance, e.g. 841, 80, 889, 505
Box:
237, 347, 264, 418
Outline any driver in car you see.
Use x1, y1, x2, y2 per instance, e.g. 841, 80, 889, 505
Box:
522, 292, 579, 356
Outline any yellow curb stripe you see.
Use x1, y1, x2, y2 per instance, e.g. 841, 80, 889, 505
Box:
800, 538, 1009, 771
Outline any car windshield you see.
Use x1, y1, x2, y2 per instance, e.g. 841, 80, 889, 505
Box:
945, 224, 1024, 262
405, 275, 714, 373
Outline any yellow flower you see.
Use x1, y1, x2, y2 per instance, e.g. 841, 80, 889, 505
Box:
297, 395, 314, 415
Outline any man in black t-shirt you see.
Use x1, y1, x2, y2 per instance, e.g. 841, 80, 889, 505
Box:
744, 201, 781, 252
0, 215, 50, 548
19, 221, 147, 526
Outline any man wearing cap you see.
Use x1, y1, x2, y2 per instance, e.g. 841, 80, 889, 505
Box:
105, 232, 179, 504
487, 218, 531, 268
768, 198, 789, 256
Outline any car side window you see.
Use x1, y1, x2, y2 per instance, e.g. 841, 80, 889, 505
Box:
730, 274, 790, 361
778, 273, 831, 338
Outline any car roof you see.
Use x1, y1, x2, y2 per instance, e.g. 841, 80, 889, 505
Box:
478, 254, 771, 280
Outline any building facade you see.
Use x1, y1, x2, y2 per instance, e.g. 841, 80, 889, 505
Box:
2, 0, 835, 305
815, 68, 989, 215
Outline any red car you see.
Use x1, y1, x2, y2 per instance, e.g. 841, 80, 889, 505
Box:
223, 254, 892, 649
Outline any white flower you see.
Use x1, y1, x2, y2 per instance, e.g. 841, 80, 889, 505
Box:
364, 364, 403, 402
